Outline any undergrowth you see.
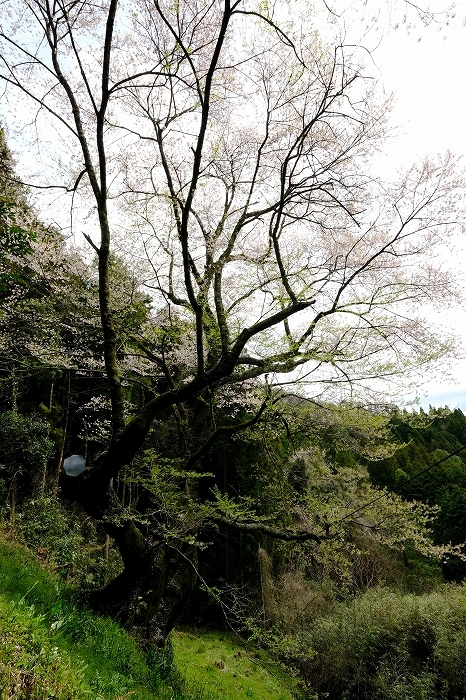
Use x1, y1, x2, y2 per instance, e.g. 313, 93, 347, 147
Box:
287, 585, 466, 700
0, 535, 186, 699
0, 533, 299, 700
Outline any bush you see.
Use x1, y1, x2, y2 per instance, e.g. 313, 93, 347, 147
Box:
14, 494, 124, 589
286, 586, 466, 700
0, 411, 53, 494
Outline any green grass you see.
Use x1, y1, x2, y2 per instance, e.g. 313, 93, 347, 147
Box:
172, 629, 298, 700
0, 595, 91, 699
0, 534, 299, 699
0, 535, 180, 699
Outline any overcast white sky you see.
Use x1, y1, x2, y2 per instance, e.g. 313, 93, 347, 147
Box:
340, 1, 466, 410
4, 0, 466, 411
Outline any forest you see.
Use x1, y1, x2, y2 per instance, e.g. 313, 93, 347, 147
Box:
1, 0, 466, 698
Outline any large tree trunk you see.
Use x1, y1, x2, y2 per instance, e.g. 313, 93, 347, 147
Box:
88, 540, 198, 646
94, 509, 199, 646
60, 472, 198, 645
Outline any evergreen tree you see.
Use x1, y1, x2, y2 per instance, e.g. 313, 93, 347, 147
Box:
368, 408, 466, 579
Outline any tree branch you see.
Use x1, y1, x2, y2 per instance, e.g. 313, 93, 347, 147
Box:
214, 516, 322, 543
185, 397, 269, 470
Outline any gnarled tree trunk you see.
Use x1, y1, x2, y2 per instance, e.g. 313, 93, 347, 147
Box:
61, 472, 198, 645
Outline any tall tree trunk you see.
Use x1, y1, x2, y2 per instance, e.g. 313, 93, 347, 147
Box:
89, 532, 198, 645
55, 370, 70, 490
9, 472, 16, 532
61, 476, 198, 645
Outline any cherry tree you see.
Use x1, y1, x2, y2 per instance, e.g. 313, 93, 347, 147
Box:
0, 0, 464, 642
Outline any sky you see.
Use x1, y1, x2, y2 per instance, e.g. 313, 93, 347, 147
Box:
340, 1, 466, 411
3, 0, 466, 411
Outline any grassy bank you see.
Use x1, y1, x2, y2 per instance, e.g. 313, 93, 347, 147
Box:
0, 534, 298, 699
0, 535, 181, 699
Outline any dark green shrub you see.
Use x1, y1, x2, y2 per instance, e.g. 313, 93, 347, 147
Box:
0, 410, 53, 519
15, 494, 123, 588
